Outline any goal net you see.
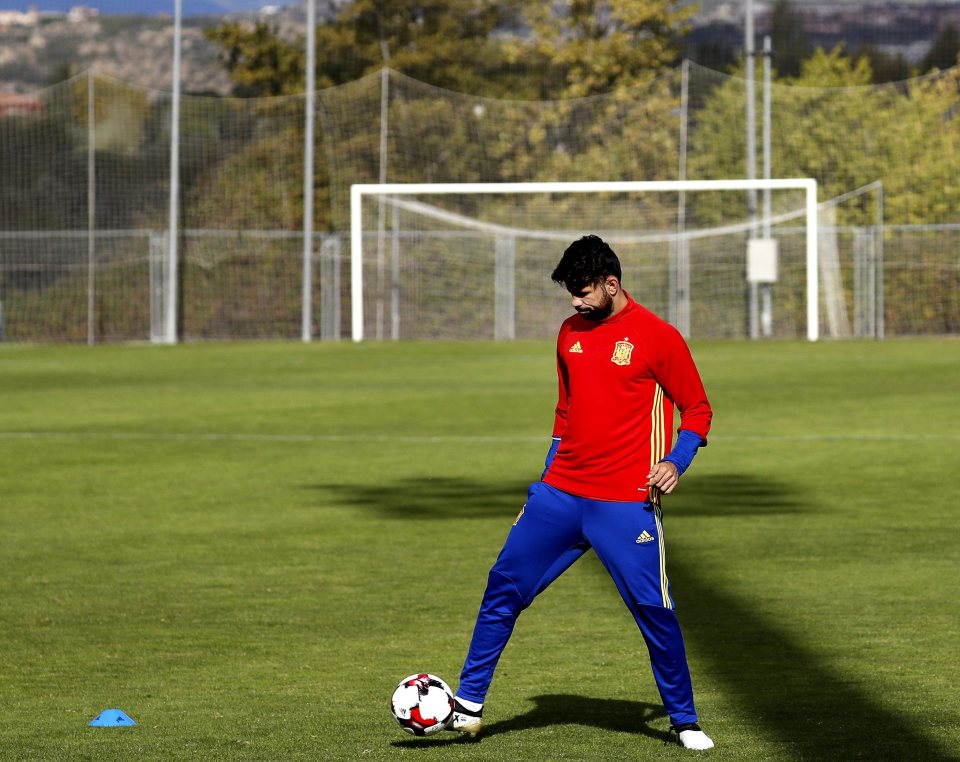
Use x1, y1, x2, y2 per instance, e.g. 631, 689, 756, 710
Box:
350, 180, 819, 342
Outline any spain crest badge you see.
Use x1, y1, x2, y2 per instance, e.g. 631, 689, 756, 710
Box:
611, 338, 634, 366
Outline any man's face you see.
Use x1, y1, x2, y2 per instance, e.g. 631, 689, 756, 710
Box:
569, 280, 614, 321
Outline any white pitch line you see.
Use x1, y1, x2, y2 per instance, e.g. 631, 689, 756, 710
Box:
0, 431, 958, 444
0, 431, 544, 444
713, 433, 960, 442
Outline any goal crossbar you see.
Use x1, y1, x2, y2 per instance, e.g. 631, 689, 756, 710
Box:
350, 179, 819, 341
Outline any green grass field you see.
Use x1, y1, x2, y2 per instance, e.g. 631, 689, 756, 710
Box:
1, 339, 958, 761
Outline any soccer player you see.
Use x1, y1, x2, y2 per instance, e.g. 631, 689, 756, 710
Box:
447, 235, 715, 750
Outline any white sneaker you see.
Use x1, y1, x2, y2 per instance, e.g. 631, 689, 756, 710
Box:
671, 722, 715, 750
446, 699, 483, 737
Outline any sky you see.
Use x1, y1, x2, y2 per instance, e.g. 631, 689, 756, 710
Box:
1, 0, 295, 16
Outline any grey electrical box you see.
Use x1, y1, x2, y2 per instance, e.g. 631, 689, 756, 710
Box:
747, 238, 779, 283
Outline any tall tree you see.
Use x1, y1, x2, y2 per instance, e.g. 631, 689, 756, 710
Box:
921, 24, 960, 73
205, 0, 525, 97
205, 0, 693, 99
689, 47, 960, 225
508, 0, 693, 98
770, 0, 808, 79
316, 0, 525, 95
205, 21, 305, 96
855, 45, 912, 84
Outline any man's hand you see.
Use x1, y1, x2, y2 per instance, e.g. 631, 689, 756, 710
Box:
647, 461, 680, 494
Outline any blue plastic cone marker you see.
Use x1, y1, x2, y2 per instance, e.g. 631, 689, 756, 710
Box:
89, 709, 137, 727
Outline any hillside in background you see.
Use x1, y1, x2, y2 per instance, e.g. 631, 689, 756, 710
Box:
1, 1, 959, 95
0, 0, 288, 16
0, 14, 229, 94
690, 1, 960, 68
0, 3, 320, 94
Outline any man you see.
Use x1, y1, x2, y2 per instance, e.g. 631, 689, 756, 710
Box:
447, 235, 715, 750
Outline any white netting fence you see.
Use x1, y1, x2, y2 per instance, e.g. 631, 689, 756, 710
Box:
0, 65, 957, 342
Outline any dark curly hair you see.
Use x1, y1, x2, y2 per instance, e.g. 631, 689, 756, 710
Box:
551, 235, 622, 291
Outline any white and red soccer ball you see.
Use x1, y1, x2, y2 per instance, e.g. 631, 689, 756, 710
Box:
390, 673, 455, 736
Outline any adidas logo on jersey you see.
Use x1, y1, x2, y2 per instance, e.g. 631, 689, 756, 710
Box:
568, 341, 583, 353
635, 530, 654, 544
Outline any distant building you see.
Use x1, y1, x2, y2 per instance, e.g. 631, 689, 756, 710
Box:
67, 6, 100, 23
0, 92, 44, 118
0, 9, 39, 28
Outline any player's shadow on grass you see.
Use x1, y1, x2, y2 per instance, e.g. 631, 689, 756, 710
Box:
667, 472, 808, 516
630, 557, 955, 759
310, 472, 804, 520
391, 695, 669, 749
309, 477, 532, 520
483, 694, 669, 741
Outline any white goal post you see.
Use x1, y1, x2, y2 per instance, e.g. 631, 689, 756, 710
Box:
350, 179, 819, 342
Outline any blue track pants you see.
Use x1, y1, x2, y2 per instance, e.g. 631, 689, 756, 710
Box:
457, 481, 698, 726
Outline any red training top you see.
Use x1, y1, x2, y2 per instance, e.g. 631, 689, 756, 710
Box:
543, 293, 713, 503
